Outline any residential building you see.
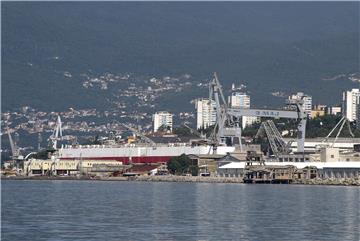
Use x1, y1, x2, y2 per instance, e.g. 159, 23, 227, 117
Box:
195, 98, 216, 129
289, 92, 312, 117
242, 116, 259, 129
228, 92, 250, 108
153, 111, 173, 132
311, 105, 327, 119
357, 101, 360, 129
342, 89, 360, 122
228, 92, 259, 129
327, 106, 342, 116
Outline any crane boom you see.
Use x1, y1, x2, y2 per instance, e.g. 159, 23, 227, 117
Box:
208, 72, 307, 153
49, 116, 63, 149
320, 117, 355, 147
227, 108, 299, 119
7, 131, 19, 158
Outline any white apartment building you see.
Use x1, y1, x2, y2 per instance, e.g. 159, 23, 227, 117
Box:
153, 111, 173, 132
195, 98, 216, 129
342, 89, 360, 122
327, 106, 342, 116
228, 92, 258, 129
289, 92, 312, 117
357, 102, 360, 129
228, 92, 250, 108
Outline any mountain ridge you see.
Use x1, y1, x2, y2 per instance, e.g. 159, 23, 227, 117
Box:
2, 2, 359, 112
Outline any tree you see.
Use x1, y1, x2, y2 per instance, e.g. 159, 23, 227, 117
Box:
157, 124, 171, 133
167, 154, 198, 176
173, 125, 193, 136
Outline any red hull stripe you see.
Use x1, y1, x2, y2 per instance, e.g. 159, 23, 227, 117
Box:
59, 156, 172, 165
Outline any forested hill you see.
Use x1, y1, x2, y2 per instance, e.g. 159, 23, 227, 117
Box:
2, 2, 359, 112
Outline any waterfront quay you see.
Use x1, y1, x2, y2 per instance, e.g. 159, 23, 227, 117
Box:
3, 173, 360, 186
3, 144, 360, 186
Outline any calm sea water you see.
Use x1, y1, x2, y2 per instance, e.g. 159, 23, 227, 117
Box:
1, 180, 359, 241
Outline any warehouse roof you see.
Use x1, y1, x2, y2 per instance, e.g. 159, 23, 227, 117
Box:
218, 161, 360, 169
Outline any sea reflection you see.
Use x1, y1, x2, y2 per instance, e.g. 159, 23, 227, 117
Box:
2, 181, 359, 241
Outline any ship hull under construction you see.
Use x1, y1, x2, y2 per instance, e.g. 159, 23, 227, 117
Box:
58, 145, 235, 164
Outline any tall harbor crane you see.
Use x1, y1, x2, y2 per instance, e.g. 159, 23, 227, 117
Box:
7, 130, 20, 159
208, 73, 307, 152
49, 116, 63, 149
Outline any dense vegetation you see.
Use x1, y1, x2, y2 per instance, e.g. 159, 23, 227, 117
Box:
173, 126, 194, 136
157, 124, 172, 133
167, 154, 198, 176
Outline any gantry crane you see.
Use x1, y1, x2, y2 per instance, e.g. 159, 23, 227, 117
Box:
255, 120, 292, 156
208, 72, 307, 152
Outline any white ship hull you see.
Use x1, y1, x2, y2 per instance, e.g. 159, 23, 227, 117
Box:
58, 144, 235, 164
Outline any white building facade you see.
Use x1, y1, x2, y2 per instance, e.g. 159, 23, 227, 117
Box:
228, 92, 250, 108
342, 89, 360, 122
153, 111, 173, 132
289, 92, 312, 117
228, 92, 259, 129
327, 106, 342, 116
195, 98, 216, 129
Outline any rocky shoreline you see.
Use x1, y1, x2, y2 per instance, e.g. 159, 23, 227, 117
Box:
2, 175, 360, 186
119, 175, 245, 183
292, 178, 360, 186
